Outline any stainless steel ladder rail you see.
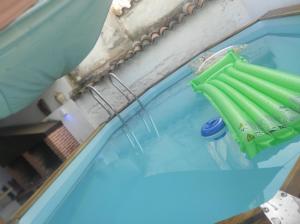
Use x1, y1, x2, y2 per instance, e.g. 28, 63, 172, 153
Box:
88, 86, 114, 119
107, 73, 159, 137
87, 85, 144, 152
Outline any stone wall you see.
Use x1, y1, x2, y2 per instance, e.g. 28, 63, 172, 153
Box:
45, 125, 80, 160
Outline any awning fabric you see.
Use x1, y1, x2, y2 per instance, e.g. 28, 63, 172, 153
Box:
0, 0, 112, 119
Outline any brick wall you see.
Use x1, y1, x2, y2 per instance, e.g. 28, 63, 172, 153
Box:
45, 125, 80, 161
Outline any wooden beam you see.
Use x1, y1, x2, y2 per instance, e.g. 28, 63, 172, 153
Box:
281, 156, 300, 198
217, 208, 270, 224
218, 156, 300, 223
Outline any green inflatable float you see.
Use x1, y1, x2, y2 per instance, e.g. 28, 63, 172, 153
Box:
191, 50, 300, 158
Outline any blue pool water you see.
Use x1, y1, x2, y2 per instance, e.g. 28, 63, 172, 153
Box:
21, 16, 300, 224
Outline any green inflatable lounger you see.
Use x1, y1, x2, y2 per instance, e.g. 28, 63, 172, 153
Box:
191, 50, 300, 158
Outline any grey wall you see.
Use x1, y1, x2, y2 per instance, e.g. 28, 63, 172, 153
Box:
73, 0, 300, 81
75, 0, 300, 127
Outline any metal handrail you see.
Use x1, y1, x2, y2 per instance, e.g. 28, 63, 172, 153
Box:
108, 73, 146, 110
197, 45, 235, 73
87, 85, 144, 152
108, 73, 159, 137
88, 86, 114, 119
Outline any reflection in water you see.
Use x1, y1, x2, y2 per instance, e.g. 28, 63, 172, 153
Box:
208, 134, 253, 170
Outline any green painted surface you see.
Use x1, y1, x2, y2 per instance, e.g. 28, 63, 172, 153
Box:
0, 0, 112, 119
191, 51, 300, 158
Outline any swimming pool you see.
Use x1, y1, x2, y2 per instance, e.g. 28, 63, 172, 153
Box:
20, 15, 300, 224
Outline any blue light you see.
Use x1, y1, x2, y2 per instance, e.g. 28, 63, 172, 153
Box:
63, 113, 73, 121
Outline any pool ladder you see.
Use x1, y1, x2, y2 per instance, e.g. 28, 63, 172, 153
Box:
108, 73, 159, 136
87, 73, 159, 152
